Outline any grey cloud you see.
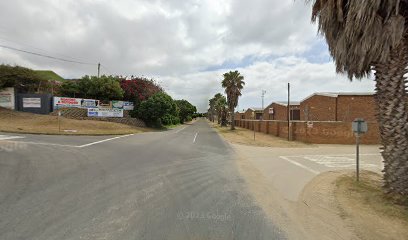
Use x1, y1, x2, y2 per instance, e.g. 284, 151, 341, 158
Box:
0, 0, 374, 112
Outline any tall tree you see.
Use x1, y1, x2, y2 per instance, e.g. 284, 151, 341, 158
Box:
215, 95, 228, 126
307, 1, 408, 197
222, 70, 245, 130
175, 99, 197, 123
209, 93, 224, 124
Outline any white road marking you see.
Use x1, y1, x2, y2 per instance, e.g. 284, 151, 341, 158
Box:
281, 154, 383, 170
3, 141, 78, 148
77, 134, 134, 148
193, 132, 199, 143
280, 156, 320, 175
0, 135, 24, 141
175, 126, 188, 133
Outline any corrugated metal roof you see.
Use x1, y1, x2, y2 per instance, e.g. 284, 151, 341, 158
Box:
248, 107, 264, 112
274, 101, 301, 106
301, 92, 375, 102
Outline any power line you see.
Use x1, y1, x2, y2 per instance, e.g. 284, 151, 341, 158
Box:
0, 44, 96, 65
0, 35, 96, 64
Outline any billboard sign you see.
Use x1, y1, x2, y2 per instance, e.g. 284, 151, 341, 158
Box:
23, 98, 41, 108
87, 108, 123, 118
112, 100, 124, 109
81, 99, 99, 108
54, 97, 82, 109
0, 87, 15, 110
123, 101, 134, 110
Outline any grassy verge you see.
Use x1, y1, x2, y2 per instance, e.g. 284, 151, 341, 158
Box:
335, 171, 408, 239
209, 121, 313, 148
0, 108, 149, 135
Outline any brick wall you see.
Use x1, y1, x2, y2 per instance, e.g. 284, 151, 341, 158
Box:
336, 95, 377, 122
300, 95, 337, 121
235, 119, 380, 144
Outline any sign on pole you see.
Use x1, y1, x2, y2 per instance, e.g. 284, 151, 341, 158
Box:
352, 118, 368, 182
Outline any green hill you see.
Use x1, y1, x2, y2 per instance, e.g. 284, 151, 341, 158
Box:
35, 70, 65, 82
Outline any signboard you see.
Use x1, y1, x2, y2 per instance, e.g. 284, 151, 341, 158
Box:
87, 108, 123, 118
81, 99, 99, 108
123, 101, 134, 110
99, 101, 112, 109
112, 100, 124, 109
268, 108, 274, 114
54, 97, 82, 109
0, 87, 15, 110
352, 118, 368, 134
23, 98, 41, 108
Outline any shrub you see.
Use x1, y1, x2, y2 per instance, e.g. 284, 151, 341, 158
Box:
134, 92, 179, 127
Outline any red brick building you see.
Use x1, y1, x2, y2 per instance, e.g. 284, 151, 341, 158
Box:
245, 108, 263, 120
300, 92, 376, 122
263, 101, 300, 121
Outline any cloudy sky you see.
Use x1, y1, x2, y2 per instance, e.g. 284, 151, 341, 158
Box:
0, 0, 375, 112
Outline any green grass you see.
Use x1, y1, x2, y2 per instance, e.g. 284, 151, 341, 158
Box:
35, 70, 65, 82
336, 173, 408, 221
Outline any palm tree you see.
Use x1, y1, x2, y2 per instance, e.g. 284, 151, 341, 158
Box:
307, 1, 408, 197
222, 71, 245, 130
215, 95, 227, 126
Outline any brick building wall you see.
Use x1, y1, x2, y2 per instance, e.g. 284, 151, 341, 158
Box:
300, 93, 377, 122
300, 95, 337, 121
234, 119, 380, 144
263, 103, 300, 121
336, 95, 377, 122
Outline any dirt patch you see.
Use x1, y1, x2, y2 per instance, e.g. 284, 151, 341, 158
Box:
0, 107, 150, 135
334, 171, 408, 240
235, 149, 407, 240
209, 121, 313, 148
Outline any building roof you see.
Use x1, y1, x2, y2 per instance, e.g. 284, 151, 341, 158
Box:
301, 92, 375, 102
274, 101, 301, 107
247, 107, 264, 112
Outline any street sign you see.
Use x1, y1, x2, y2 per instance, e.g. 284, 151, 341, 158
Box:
352, 118, 368, 133
352, 118, 367, 182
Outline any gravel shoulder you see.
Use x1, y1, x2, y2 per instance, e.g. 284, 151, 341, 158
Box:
209, 121, 313, 148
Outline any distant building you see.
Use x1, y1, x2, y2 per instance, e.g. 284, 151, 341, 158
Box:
245, 108, 263, 120
263, 101, 300, 121
234, 110, 245, 120
300, 92, 376, 122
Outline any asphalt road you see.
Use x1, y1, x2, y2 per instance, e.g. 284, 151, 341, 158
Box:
0, 119, 285, 240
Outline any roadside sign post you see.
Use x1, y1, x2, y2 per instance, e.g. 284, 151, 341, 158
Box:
352, 118, 368, 182
252, 112, 256, 141
58, 111, 62, 133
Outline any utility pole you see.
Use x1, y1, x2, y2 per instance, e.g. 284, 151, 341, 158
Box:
261, 90, 266, 109
97, 63, 101, 78
287, 83, 291, 141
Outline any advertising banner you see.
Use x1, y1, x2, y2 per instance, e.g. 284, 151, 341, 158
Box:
87, 108, 123, 118
23, 98, 41, 108
112, 100, 124, 109
81, 99, 99, 108
0, 87, 15, 110
54, 97, 82, 109
123, 101, 134, 110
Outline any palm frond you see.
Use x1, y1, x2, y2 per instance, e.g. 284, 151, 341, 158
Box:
308, 0, 407, 79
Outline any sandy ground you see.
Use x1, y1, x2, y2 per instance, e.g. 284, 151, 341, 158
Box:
0, 107, 148, 135
236, 153, 408, 240
211, 121, 407, 239
334, 172, 408, 240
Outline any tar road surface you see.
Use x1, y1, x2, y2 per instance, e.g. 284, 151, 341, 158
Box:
0, 119, 285, 240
